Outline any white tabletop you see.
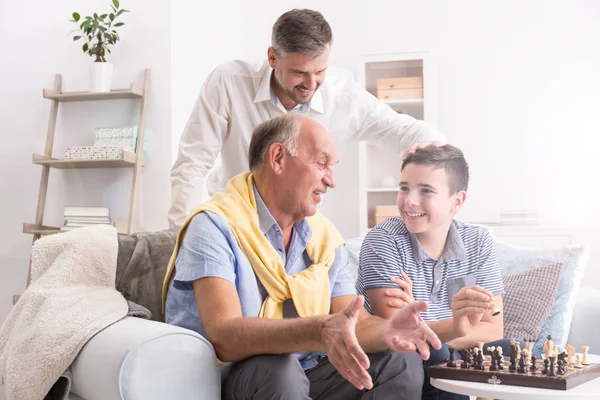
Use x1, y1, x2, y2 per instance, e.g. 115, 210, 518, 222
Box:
431, 355, 600, 399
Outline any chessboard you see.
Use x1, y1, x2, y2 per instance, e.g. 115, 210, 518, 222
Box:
428, 355, 600, 390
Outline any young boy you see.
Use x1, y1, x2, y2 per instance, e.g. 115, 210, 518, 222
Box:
357, 145, 514, 400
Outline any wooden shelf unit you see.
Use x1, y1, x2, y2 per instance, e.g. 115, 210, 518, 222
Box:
42, 83, 144, 102
23, 222, 133, 236
20, 69, 151, 291
32, 152, 144, 168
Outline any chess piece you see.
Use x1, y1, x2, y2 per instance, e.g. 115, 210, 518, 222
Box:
460, 352, 470, 369
523, 349, 531, 367
544, 335, 554, 359
557, 355, 566, 375
542, 358, 549, 375
509, 345, 517, 372
489, 347, 499, 371
496, 347, 504, 370
548, 355, 557, 377
575, 354, 584, 369
446, 347, 457, 367
517, 350, 527, 373
566, 344, 576, 365
489, 301, 501, 316
475, 347, 485, 370
582, 346, 590, 365
525, 340, 534, 365
530, 355, 537, 372
471, 348, 478, 368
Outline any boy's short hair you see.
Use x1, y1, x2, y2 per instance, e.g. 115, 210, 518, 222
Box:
401, 144, 469, 194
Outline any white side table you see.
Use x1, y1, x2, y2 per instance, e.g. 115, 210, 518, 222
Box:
431, 355, 600, 399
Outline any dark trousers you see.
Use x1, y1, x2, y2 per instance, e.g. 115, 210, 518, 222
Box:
422, 338, 525, 400
221, 351, 424, 400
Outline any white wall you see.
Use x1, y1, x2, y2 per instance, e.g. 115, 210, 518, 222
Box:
2, 0, 598, 325
0, 0, 171, 324
172, 0, 600, 286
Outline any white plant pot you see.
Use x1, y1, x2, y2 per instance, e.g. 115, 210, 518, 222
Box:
89, 62, 114, 93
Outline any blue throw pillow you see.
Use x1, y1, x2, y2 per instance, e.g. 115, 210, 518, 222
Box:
495, 242, 589, 358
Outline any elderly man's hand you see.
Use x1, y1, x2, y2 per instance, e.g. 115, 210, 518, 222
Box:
402, 141, 443, 160
382, 301, 442, 360
321, 296, 373, 390
451, 285, 494, 337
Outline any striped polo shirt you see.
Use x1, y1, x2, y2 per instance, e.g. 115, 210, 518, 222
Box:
356, 217, 504, 322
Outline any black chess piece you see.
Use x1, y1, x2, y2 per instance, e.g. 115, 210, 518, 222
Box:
489, 350, 499, 371
517, 352, 527, 373
530, 355, 537, 372
548, 355, 557, 377
509, 357, 517, 371
557, 358, 566, 375
470, 349, 477, 368
495, 348, 504, 370
459, 350, 470, 369
542, 358, 550, 375
475, 348, 485, 370
447, 347, 457, 367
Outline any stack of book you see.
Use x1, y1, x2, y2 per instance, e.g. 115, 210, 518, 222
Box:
60, 206, 111, 231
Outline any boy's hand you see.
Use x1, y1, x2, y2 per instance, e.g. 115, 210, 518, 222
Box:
383, 301, 442, 360
402, 141, 443, 160
386, 270, 415, 309
451, 285, 494, 337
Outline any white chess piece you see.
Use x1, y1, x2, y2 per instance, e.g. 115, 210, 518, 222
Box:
582, 346, 590, 365
566, 345, 576, 365
575, 354, 584, 369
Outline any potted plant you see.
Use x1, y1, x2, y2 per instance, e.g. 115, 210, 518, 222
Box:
70, 0, 130, 92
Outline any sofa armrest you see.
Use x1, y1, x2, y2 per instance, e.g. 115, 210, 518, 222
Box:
567, 286, 600, 350
70, 317, 220, 400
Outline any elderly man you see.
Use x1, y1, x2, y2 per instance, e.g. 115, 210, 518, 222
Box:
168, 8, 444, 227
164, 114, 444, 399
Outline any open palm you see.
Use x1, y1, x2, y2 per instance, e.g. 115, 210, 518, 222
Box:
382, 301, 441, 360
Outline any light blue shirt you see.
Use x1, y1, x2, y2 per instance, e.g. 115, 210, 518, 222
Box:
166, 184, 356, 369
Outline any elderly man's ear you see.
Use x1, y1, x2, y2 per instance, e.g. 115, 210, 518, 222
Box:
268, 143, 287, 175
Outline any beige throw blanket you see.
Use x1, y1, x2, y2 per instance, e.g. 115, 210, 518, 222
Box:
0, 225, 128, 400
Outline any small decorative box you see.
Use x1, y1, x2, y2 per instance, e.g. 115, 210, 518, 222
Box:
94, 126, 139, 152
64, 146, 125, 160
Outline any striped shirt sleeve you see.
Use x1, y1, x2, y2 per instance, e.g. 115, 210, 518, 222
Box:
358, 227, 403, 292
475, 229, 505, 295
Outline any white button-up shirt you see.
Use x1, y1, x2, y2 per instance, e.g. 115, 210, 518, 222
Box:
169, 60, 446, 227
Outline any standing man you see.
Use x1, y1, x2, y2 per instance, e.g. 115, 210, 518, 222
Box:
169, 8, 444, 227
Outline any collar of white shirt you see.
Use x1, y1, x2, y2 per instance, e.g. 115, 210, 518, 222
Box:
253, 65, 324, 114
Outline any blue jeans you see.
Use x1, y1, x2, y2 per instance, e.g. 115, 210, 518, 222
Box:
421, 338, 525, 400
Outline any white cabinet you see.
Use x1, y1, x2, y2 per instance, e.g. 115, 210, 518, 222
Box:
357, 52, 437, 236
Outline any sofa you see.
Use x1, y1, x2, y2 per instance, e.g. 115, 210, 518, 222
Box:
64, 231, 598, 400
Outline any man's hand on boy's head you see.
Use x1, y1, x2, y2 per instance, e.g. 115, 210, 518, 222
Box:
402, 141, 443, 160
386, 270, 415, 309
383, 301, 442, 360
450, 285, 494, 338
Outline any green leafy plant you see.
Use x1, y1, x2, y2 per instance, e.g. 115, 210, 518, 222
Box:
70, 0, 130, 62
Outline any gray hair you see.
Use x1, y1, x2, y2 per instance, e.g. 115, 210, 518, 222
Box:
271, 9, 333, 57
249, 114, 300, 172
